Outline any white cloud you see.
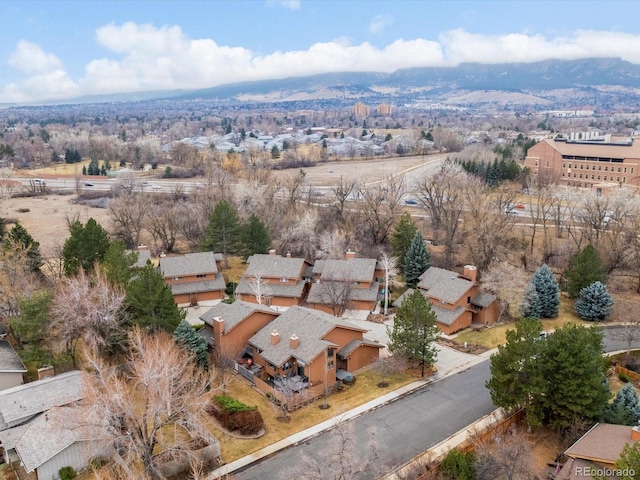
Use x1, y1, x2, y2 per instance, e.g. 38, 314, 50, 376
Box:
266, 0, 301, 10
369, 14, 394, 34
5, 25, 640, 103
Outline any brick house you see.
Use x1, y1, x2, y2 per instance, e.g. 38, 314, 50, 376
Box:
199, 301, 280, 359
246, 306, 382, 390
396, 265, 498, 335
235, 251, 313, 310
159, 251, 226, 305
307, 251, 383, 315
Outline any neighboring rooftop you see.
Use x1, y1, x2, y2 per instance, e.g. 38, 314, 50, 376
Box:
245, 253, 310, 279
159, 251, 219, 277
564, 423, 635, 464
236, 277, 306, 299
168, 276, 226, 295
199, 301, 278, 333
313, 258, 377, 283
0, 340, 27, 373
417, 267, 474, 304
0, 371, 83, 430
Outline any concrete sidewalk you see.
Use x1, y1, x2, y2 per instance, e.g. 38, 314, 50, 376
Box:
209, 352, 490, 479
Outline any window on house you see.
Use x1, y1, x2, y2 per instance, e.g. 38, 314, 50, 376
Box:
632, 168, 635, 174
173, 277, 181, 281
328, 348, 334, 358
280, 278, 288, 283
580, 164, 583, 169
591, 175, 594, 180
327, 361, 334, 370
196, 274, 206, 278
467, 296, 471, 304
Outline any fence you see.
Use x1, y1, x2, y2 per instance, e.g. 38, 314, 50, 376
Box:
614, 364, 640, 383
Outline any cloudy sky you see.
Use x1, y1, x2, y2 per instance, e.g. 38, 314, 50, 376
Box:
2, 0, 640, 104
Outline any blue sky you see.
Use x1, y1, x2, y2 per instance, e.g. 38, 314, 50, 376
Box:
2, 0, 640, 103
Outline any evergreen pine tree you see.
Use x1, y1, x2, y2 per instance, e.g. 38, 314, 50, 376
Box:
530, 264, 560, 318
390, 213, 418, 275
200, 200, 241, 256
6, 222, 43, 271
403, 232, 431, 288
575, 281, 614, 321
174, 320, 209, 371
62, 218, 111, 276
387, 290, 440, 377
565, 244, 606, 298
240, 214, 271, 259
125, 263, 185, 333
602, 383, 640, 426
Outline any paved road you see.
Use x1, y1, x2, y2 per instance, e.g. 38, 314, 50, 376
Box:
232, 326, 640, 480
234, 360, 494, 480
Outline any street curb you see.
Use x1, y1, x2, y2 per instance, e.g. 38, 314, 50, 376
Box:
207, 358, 487, 479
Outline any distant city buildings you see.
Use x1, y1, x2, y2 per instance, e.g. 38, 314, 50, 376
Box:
352, 102, 393, 117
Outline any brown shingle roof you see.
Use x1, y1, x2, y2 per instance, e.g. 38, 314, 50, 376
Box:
542, 138, 640, 161
565, 423, 635, 464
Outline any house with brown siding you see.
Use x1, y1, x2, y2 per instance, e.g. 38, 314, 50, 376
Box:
246, 306, 382, 389
307, 251, 382, 315
159, 251, 226, 305
199, 301, 279, 359
235, 251, 313, 310
396, 265, 498, 335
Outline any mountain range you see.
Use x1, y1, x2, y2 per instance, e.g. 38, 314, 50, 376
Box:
10, 57, 640, 109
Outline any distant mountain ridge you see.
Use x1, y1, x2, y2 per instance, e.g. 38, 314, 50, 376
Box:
6, 57, 640, 108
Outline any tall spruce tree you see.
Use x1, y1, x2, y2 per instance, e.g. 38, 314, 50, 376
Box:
390, 213, 418, 275
565, 244, 606, 299
529, 264, 560, 318
537, 324, 610, 431
173, 320, 209, 371
124, 263, 185, 333
602, 383, 640, 426
200, 200, 240, 257
486, 318, 544, 425
575, 281, 614, 321
404, 232, 431, 288
240, 214, 271, 259
387, 289, 440, 377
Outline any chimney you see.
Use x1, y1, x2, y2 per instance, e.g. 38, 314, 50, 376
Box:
463, 265, 477, 284
213, 316, 224, 337
37, 365, 55, 380
137, 244, 148, 251
632, 424, 640, 441
271, 330, 280, 345
269, 249, 277, 256
290, 334, 299, 349
345, 250, 356, 260
286, 251, 291, 258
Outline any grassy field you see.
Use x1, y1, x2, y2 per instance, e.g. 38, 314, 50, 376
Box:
454, 297, 590, 349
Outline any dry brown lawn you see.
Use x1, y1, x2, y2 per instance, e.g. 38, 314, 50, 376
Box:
454, 297, 591, 349
208, 367, 416, 463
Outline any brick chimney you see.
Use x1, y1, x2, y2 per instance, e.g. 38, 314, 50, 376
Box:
632, 424, 640, 441
345, 250, 356, 260
286, 251, 292, 258
137, 244, 148, 251
269, 249, 277, 255
37, 365, 55, 380
290, 334, 299, 349
463, 265, 477, 284
271, 330, 280, 345
213, 316, 224, 338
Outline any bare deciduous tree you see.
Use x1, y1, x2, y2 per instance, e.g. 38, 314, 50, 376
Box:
475, 429, 535, 480
315, 278, 353, 317
481, 262, 529, 320
83, 328, 220, 480
357, 174, 406, 246
0, 244, 41, 317
108, 193, 150, 248
49, 269, 125, 365
145, 200, 180, 253
273, 375, 311, 418
247, 274, 270, 305
281, 421, 380, 480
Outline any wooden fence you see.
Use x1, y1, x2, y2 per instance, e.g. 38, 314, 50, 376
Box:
614, 364, 640, 383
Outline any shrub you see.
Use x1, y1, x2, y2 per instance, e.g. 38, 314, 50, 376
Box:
439, 447, 475, 480
225, 282, 237, 295
620, 372, 631, 383
59, 466, 77, 480
209, 395, 264, 435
